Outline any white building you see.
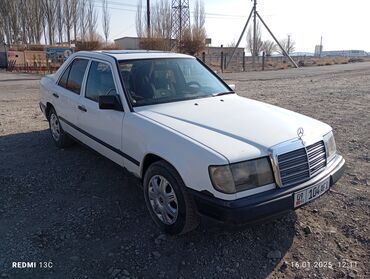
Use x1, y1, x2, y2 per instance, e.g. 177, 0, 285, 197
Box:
321, 50, 368, 57
114, 37, 141, 50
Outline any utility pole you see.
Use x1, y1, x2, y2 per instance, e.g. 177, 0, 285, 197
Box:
179, 0, 182, 44
227, 0, 298, 69
147, 0, 150, 37
252, 0, 257, 68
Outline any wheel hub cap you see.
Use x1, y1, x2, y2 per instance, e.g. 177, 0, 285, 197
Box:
148, 175, 178, 225
50, 113, 61, 141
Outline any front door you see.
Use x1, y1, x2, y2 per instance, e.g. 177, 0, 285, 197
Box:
77, 60, 125, 166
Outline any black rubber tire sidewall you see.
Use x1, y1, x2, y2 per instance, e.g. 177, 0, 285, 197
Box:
48, 107, 72, 148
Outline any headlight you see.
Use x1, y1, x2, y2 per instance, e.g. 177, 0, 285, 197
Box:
324, 131, 336, 162
209, 157, 274, 194
209, 165, 235, 193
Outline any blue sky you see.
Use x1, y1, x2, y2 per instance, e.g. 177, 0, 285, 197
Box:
95, 0, 369, 53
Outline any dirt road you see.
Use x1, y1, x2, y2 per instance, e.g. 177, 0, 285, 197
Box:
0, 63, 369, 278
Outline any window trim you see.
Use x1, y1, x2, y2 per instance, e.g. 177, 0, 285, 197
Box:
83, 59, 118, 103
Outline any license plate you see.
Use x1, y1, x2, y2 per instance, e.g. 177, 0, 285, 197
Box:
294, 178, 330, 208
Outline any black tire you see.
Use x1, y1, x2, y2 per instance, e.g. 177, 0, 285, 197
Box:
143, 160, 200, 235
48, 107, 74, 148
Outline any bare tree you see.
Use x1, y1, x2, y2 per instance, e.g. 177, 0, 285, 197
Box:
102, 0, 110, 44
193, 0, 205, 30
32, 0, 44, 44
152, 0, 171, 45
8, 1, 21, 44
277, 35, 296, 55
64, 0, 73, 45
79, 0, 88, 41
0, 10, 4, 44
19, 0, 29, 44
262, 40, 277, 56
56, 0, 64, 43
42, 11, 48, 45
246, 21, 263, 56
71, 0, 79, 42
136, 0, 145, 38
136, 0, 172, 50
43, 0, 57, 45
87, 0, 97, 41
227, 40, 236, 48
0, 0, 107, 47
0, 0, 10, 44
180, 0, 206, 55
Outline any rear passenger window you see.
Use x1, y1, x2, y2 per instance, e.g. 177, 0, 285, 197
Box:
58, 58, 88, 94
85, 61, 116, 102
58, 65, 71, 88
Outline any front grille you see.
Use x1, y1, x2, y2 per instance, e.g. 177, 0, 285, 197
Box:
306, 141, 327, 176
278, 141, 326, 187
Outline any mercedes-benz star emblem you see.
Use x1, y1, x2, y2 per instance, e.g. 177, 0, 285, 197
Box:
297, 127, 304, 139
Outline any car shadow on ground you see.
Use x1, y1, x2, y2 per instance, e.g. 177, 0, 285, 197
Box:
0, 129, 297, 279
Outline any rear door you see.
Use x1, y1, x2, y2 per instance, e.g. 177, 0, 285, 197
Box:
77, 59, 125, 166
55, 58, 89, 136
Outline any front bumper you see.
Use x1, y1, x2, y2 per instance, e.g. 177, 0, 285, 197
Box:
189, 155, 345, 224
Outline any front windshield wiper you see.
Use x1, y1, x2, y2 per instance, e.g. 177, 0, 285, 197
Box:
212, 91, 235, 97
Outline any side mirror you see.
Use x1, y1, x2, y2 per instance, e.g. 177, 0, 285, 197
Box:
98, 95, 124, 111
228, 84, 236, 91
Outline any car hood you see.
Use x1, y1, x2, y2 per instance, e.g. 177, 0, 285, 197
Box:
135, 94, 331, 163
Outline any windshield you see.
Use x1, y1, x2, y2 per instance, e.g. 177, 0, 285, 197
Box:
118, 58, 232, 107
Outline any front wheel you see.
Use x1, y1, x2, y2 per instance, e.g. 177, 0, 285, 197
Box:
48, 107, 74, 148
143, 161, 199, 234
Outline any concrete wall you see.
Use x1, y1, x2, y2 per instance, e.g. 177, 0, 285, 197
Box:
7, 51, 47, 66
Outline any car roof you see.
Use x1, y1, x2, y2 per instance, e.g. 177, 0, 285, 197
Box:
75, 50, 194, 61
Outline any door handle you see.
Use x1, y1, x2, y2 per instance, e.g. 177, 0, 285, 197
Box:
52, 93, 59, 98
78, 105, 87, 112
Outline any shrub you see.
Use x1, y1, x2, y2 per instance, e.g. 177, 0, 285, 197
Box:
298, 60, 305, 67
139, 37, 172, 51
75, 41, 102, 51
101, 42, 120, 50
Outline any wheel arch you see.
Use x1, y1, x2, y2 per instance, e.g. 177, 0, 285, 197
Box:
141, 153, 180, 182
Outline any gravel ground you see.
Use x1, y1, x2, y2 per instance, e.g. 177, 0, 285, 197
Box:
0, 63, 369, 279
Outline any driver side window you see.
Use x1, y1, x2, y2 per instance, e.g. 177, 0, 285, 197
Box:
85, 61, 116, 102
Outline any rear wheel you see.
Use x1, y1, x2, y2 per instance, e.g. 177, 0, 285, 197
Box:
143, 160, 199, 234
48, 107, 73, 148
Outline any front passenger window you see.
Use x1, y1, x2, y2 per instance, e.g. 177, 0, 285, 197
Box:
85, 61, 116, 102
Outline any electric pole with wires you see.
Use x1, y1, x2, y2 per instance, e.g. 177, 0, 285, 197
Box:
227, 0, 298, 69
147, 0, 150, 37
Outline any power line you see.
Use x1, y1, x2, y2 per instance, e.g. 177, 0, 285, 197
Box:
93, 0, 249, 19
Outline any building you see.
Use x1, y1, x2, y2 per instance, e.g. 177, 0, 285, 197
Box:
114, 37, 141, 50
321, 50, 368, 57
314, 45, 323, 57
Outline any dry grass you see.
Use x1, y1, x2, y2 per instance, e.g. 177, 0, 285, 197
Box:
314, 58, 350, 66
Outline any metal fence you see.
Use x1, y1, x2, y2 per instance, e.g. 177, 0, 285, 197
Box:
197, 52, 311, 72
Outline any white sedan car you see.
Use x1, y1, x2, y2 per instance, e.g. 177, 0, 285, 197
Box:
39, 51, 345, 234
